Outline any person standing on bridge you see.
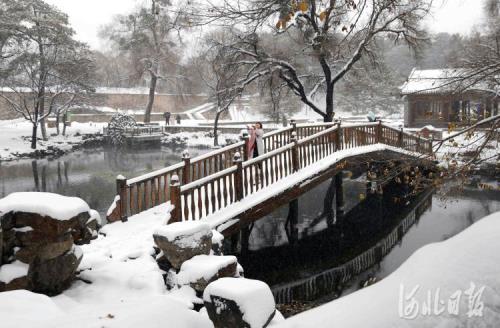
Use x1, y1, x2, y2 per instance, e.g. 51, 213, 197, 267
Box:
247, 122, 264, 158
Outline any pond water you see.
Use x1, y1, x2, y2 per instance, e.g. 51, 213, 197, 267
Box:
235, 177, 500, 313
1, 146, 499, 314
0, 146, 208, 216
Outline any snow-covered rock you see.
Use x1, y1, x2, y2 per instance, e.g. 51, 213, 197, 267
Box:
0, 192, 90, 221
177, 255, 238, 291
153, 221, 213, 269
0, 193, 93, 294
204, 277, 276, 328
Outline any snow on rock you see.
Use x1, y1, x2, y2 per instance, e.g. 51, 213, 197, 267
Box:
155, 221, 212, 244
0, 192, 90, 221
154, 221, 213, 269
204, 277, 276, 328
88, 209, 102, 226
0, 261, 29, 284
211, 230, 224, 255
277, 211, 500, 328
0, 202, 214, 328
177, 255, 238, 291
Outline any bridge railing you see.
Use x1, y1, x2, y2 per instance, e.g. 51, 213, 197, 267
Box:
171, 122, 432, 223
108, 121, 337, 221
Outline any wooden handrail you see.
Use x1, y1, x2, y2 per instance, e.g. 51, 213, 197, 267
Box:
107, 122, 432, 222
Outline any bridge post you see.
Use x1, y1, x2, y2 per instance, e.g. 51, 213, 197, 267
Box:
291, 132, 300, 172
116, 175, 128, 222
182, 150, 191, 184
416, 136, 421, 153
241, 132, 250, 161
170, 175, 182, 223
233, 152, 244, 201
290, 119, 297, 136
376, 120, 382, 143
398, 128, 404, 148
335, 122, 342, 150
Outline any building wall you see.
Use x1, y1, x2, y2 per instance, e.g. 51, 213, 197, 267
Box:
0, 91, 209, 120
405, 92, 499, 128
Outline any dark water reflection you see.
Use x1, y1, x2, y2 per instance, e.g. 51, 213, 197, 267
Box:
0, 146, 208, 215
236, 178, 500, 304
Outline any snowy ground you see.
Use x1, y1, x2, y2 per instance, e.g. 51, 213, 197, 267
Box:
1, 201, 500, 327
0, 119, 106, 161
0, 203, 213, 328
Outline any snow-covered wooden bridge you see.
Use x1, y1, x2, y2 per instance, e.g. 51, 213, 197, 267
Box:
107, 121, 433, 236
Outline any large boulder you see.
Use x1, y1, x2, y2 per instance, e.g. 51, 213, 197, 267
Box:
177, 255, 238, 292
0, 192, 93, 295
204, 278, 276, 328
28, 246, 83, 296
153, 221, 212, 269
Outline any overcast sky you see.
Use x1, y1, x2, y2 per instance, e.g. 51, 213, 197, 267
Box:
45, 0, 486, 50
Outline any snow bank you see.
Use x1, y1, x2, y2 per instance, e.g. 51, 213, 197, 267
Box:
204, 278, 276, 328
0, 290, 63, 327
0, 192, 90, 221
155, 221, 212, 247
177, 255, 237, 286
0, 291, 211, 328
0, 261, 29, 284
277, 211, 500, 328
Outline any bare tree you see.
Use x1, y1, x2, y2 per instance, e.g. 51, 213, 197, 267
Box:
196, 29, 248, 146
0, 0, 94, 149
102, 0, 187, 123
188, 0, 432, 122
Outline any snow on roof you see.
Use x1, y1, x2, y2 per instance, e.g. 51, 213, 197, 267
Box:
203, 277, 276, 328
400, 68, 496, 96
0, 192, 90, 221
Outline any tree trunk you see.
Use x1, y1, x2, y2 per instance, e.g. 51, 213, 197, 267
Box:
62, 112, 68, 136
324, 84, 335, 122
31, 121, 38, 149
55, 112, 60, 135
40, 108, 48, 140
144, 72, 158, 124
214, 110, 222, 147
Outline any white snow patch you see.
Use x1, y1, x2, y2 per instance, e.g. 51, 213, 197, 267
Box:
0, 192, 90, 221
177, 255, 237, 286
155, 221, 212, 247
13, 226, 34, 233
0, 261, 29, 284
204, 277, 276, 328
88, 209, 102, 226
211, 230, 224, 246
